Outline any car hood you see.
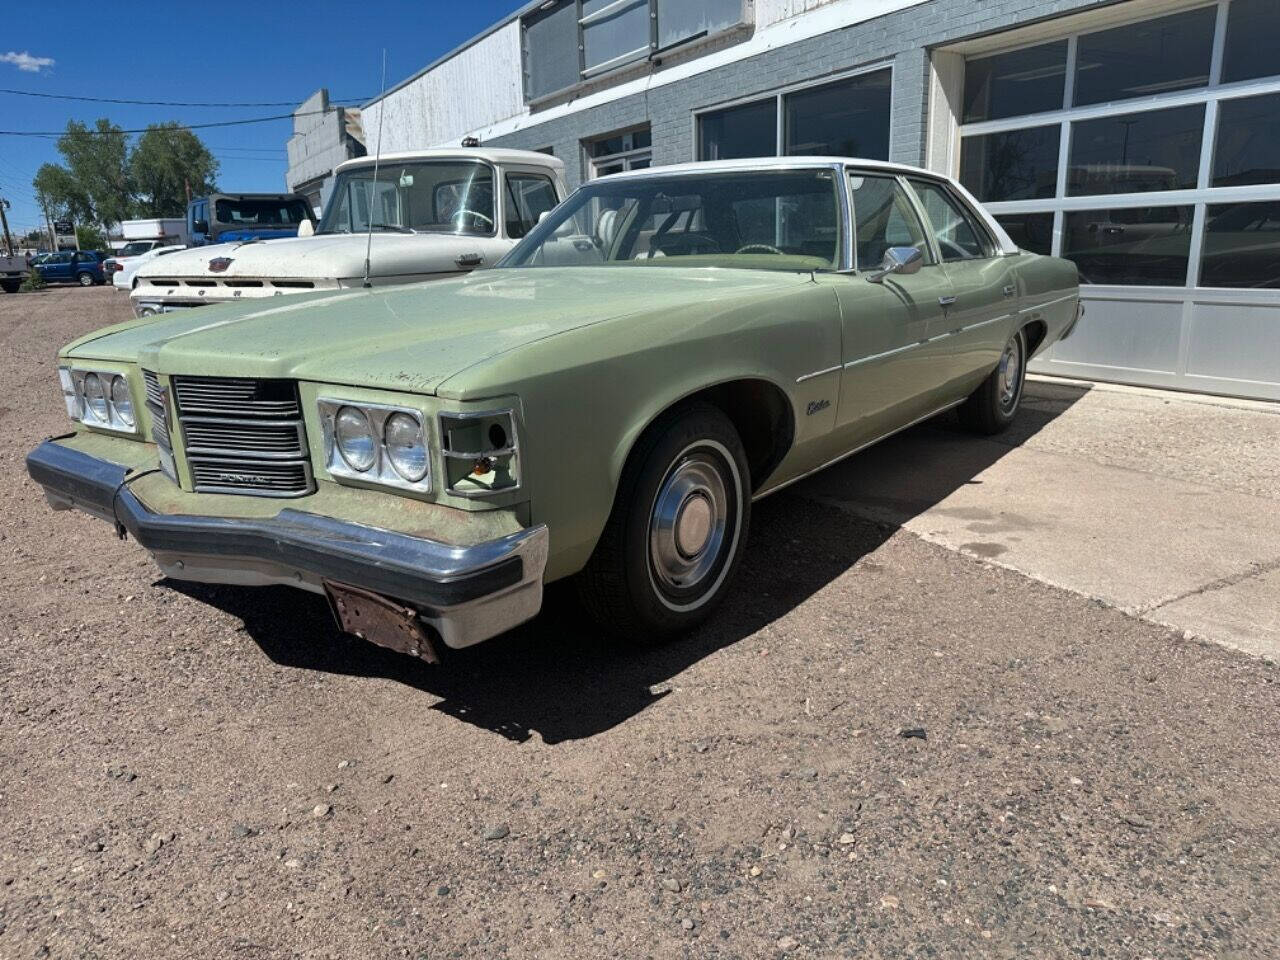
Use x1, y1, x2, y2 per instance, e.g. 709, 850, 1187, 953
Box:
133, 232, 495, 282
63, 266, 809, 396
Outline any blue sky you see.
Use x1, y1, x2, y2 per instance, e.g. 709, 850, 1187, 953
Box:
0, 0, 526, 236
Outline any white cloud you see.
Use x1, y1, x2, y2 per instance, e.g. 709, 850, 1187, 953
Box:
1, 51, 55, 73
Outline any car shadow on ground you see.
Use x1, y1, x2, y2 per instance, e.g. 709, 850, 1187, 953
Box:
165, 379, 1091, 744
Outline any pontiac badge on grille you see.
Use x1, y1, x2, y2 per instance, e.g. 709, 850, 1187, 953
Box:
208, 257, 233, 273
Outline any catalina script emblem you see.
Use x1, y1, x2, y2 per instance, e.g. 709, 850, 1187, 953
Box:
207, 257, 234, 273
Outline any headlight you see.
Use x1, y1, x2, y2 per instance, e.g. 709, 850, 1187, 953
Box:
82, 373, 108, 422
318, 399, 431, 494
60, 367, 141, 435
334, 406, 376, 472
438, 408, 520, 498
110, 376, 135, 427
384, 412, 428, 482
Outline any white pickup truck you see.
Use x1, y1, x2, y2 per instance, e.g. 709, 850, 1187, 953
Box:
130, 148, 567, 317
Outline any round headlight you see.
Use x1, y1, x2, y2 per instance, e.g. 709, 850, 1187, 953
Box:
110, 376, 135, 427
82, 373, 108, 422
334, 406, 376, 472
384, 412, 427, 482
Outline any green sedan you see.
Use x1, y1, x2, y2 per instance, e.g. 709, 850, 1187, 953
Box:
26, 158, 1080, 659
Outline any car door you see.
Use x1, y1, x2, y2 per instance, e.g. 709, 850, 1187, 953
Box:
907, 177, 1020, 394
43, 252, 72, 281
825, 171, 957, 447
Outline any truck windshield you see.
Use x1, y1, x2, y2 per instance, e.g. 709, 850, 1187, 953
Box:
215, 198, 311, 227
318, 161, 496, 237
119, 242, 154, 256
499, 169, 840, 271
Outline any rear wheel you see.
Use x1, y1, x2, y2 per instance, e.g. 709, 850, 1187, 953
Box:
578, 402, 750, 644
0, 279, 19, 294
76, 271, 94, 287
958, 327, 1027, 434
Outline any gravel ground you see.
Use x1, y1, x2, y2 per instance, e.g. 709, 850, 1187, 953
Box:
1, 287, 1278, 960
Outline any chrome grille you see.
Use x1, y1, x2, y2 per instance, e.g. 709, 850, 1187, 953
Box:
172, 376, 313, 497
171, 376, 301, 418
143, 370, 171, 445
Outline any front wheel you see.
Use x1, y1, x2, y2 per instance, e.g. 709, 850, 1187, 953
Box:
578, 402, 750, 644
76, 271, 94, 287
959, 327, 1027, 434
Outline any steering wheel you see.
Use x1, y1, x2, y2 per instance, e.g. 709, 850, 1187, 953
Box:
734, 243, 784, 255
453, 209, 494, 230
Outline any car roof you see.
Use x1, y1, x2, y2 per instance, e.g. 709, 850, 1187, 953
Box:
334, 148, 566, 175
596, 156, 940, 181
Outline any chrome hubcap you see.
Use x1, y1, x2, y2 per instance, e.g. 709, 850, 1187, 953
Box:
999, 335, 1022, 410
650, 456, 728, 593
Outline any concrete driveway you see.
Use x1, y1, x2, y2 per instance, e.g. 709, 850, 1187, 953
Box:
793, 376, 1280, 661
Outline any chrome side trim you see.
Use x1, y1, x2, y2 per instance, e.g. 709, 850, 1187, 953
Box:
795, 365, 843, 384
844, 341, 919, 369
753, 398, 965, 502
1020, 293, 1075, 314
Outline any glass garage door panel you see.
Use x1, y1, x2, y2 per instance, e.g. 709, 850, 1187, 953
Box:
960, 126, 1060, 202
963, 41, 1067, 123
1213, 94, 1280, 188
1062, 207, 1193, 286
1201, 201, 1280, 288
1067, 105, 1205, 195
1073, 7, 1215, 107
1222, 0, 1280, 84
995, 212, 1054, 255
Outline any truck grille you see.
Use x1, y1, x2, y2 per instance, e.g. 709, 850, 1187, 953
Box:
171, 375, 313, 497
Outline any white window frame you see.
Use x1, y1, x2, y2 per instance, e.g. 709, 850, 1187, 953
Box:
584, 126, 653, 180
953, 0, 1280, 291
690, 61, 896, 163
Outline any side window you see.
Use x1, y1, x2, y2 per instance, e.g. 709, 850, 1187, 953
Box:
908, 179, 993, 262
848, 173, 933, 271
505, 174, 560, 239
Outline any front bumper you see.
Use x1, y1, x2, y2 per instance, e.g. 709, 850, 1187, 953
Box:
26, 441, 548, 651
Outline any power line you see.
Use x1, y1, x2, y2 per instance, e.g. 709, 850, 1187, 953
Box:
0, 107, 343, 137
0, 88, 371, 108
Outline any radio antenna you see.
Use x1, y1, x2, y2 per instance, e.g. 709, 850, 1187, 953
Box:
362, 49, 387, 289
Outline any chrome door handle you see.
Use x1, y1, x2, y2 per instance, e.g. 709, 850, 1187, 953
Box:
1003, 284, 1016, 297
938, 295, 958, 307
455, 252, 484, 267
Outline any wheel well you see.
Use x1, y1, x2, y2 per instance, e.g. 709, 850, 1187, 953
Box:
1023, 319, 1049, 356
682, 379, 795, 492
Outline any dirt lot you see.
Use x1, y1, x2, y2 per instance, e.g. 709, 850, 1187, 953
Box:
2, 287, 1278, 960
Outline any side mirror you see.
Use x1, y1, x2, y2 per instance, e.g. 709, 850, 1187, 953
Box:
866, 245, 924, 284
297, 219, 316, 238
193, 219, 209, 235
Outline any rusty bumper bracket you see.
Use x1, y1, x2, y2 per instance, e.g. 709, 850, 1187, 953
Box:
324, 581, 440, 664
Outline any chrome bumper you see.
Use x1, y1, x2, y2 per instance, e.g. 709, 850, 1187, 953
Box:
25, 441, 547, 650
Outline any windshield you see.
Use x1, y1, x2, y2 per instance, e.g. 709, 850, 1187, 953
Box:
318, 160, 496, 236
214, 198, 311, 227
500, 169, 840, 271
120, 241, 154, 256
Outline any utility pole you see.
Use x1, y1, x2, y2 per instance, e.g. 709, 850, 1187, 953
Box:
0, 198, 14, 257
40, 198, 55, 252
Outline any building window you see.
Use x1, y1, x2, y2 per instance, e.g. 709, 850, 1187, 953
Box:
956, 0, 1280, 290
699, 99, 778, 161
587, 127, 652, 178
962, 41, 1067, 124
1222, 0, 1280, 84
698, 67, 892, 163
1213, 93, 1280, 187
1066, 105, 1205, 196
1072, 7, 1215, 107
959, 126, 1060, 202
784, 70, 891, 159
522, 0, 746, 102
1200, 200, 1280, 288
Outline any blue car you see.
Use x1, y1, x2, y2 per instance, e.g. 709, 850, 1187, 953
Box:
34, 250, 107, 286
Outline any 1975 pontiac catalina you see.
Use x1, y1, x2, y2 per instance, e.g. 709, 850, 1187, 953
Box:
26, 158, 1080, 660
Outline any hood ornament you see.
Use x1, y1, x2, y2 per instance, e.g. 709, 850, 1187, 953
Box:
208, 257, 233, 273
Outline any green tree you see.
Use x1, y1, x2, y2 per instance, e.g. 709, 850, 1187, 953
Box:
75, 223, 107, 252
55, 119, 133, 226
131, 123, 219, 217
33, 163, 94, 224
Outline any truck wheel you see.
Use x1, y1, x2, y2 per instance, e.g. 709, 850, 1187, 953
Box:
0, 279, 19, 294
959, 327, 1027, 435
76, 271, 94, 287
578, 402, 750, 644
